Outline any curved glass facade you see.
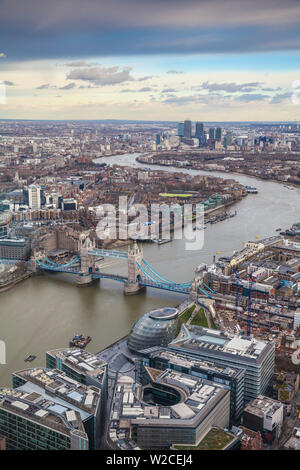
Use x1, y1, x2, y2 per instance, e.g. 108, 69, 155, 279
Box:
127, 307, 179, 352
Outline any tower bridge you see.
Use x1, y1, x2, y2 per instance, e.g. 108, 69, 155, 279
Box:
0, 234, 215, 298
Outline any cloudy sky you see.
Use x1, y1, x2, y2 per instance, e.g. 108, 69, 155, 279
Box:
0, 0, 300, 121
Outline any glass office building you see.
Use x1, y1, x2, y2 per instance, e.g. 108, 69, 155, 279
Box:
127, 307, 179, 352
168, 326, 275, 404
0, 388, 89, 450
137, 347, 245, 424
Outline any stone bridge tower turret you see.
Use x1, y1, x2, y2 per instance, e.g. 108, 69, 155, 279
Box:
124, 242, 145, 295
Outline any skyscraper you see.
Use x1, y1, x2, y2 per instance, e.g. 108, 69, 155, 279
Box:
209, 128, 215, 140
183, 120, 192, 138
215, 127, 222, 141
177, 122, 184, 137
195, 122, 204, 138
195, 122, 206, 146
224, 131, 233, 149
28, 184, 41, 210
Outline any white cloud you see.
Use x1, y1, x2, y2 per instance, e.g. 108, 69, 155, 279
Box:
66, 65, 134, 85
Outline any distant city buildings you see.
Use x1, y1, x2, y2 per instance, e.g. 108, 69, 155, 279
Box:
27, 184, 42, 210
183, 120, 192, 139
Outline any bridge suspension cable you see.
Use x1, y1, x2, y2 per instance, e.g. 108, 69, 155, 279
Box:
137, 261, 191, 288
140, 258, 191, 287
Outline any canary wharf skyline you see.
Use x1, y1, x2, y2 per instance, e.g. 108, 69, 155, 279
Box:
0, 0, 300, 120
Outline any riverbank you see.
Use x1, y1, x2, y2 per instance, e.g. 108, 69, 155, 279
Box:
0, 271, 33, 294
135, 155, 300, 191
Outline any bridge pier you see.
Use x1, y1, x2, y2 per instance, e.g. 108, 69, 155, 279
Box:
76, 272, 98, 287
124, 281, 146, 296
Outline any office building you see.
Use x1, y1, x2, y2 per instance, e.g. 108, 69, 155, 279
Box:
110, 369, 230, 449
28, 184, 42, 210
0, 212, 12, 238
168, 325, 275, 403
137, 347, 245, 423
46, 348, 107, 392
224, 132, 233, 149
209, 128, 215, 140
195, 122, 204, 138
62, 198, 77, 211
195, 122, 206, 146
183, 120, 192, 139
177, 122, 184, 138
215, 127, 222, 141
0, 238, 30, 260
0, 383, 90, 449
242, 395, 284, 443
11, 367, 103, 449
127, 307, 179, 353
294, 308, 300, 330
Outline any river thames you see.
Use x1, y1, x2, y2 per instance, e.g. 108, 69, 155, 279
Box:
1, 153, 300, 385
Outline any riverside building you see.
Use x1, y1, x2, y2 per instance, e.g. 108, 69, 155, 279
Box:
168, 325, 275, 404
109, 369, 230, 450
11, 367, 103, 449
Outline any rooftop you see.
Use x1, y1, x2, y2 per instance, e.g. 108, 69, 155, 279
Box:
147, 347, 241, 378
169, 325, 272, 361
149, 307, 178, 321
47, 348, 107, 383
0, 385, 88, 439
244, 395, 283, 418
173, 427, 237, 450
13, 367, 101, 415
110, 367, 229, 441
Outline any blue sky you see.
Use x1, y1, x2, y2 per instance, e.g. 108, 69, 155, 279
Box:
0, 0, 300, 120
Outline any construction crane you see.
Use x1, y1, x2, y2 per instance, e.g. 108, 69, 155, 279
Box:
234, 268, 255, 336
233, 269, 242, 322
247, 272, 255, 336
246, 260, 269, 336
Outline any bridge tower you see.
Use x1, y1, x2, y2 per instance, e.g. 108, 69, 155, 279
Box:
28, 249, 45, 273
189, 266, 202, 301
76, 234, 97, 287
124, 242, 145, 295
189, 279, 198, 301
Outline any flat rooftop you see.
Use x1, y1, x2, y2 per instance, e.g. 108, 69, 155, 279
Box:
110, 368, 228, 433
244, 395, 283, 418
148, 348, 240, 378
47, 348, 107, 383
14, 368, 101, 415
173, 427, 237, 450
0, 386, 87, 438
169, 325, 271, 361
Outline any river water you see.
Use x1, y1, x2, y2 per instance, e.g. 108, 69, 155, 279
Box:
1, 152, 300, 385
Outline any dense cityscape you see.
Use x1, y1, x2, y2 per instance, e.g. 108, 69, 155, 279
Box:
0, 118, 300, 453
1, 0, 300, 459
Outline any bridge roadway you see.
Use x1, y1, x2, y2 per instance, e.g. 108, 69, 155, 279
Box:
87, 249, 128, 259
38, 264, 191, 294
0, 252, 194, 295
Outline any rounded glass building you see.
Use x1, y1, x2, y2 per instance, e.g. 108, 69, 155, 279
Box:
127, 307, 179, 352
